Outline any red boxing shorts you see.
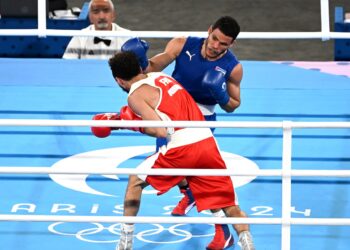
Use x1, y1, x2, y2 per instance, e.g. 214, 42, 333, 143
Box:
138, 134, 237, 212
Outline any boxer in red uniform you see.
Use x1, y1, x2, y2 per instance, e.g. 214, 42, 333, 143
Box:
121, 16, 242, 250
91, 51, 255, 250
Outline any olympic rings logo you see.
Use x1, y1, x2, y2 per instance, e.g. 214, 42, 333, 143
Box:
48, 222, 214, 244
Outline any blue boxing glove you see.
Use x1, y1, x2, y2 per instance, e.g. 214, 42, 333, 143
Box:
121, 37, 149, 70
202, 68, 230, 106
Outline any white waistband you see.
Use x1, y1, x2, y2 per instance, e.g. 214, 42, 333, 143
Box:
166, 128, 213, 150
197, 103, 216, 115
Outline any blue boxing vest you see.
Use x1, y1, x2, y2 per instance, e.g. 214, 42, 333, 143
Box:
156, 37, 240, 151
172, 36, 239, 106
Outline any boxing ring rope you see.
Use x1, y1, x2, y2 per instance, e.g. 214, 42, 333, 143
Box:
0, 166, 350, 177
0, 119, 350, 250
0, 0, 350, 40
1, 215, 350, 226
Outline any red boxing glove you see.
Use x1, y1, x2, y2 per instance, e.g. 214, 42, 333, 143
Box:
119, 106, 144, 133
91, 113, 121, 138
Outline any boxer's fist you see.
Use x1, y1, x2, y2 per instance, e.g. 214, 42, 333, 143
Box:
119, 106, 144, 133
202, 68, 230, 106
121, 37, 149, 70
91, 113, 120, 138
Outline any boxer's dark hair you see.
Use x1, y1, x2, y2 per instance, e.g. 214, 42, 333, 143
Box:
212, 16, 240, 41
109, 51, 141, 80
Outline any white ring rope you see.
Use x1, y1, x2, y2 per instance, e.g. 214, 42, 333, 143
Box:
0, 215, 349, 226
0, 120, 349, 179
1, 119, 350, 128
2, 29, 350, 40
0, 167, 350, 178
0, 0, 349, 40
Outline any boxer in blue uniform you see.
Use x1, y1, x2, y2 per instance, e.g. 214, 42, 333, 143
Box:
121, 16, 247, 250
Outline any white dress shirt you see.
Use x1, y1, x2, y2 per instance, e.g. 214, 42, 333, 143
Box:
63, 23, 131, 59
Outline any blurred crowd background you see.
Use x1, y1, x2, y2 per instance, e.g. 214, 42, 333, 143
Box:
68, 0, 350, 61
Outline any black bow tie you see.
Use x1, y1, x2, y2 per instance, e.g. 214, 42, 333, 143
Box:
93, 37, 111, 46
